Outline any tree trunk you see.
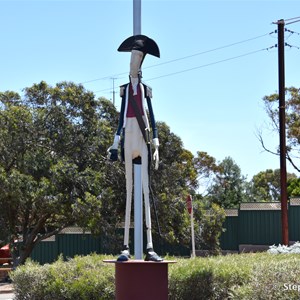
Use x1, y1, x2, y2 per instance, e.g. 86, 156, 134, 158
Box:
11, 240, 35, 268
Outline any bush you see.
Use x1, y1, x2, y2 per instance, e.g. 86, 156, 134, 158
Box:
11, 253, 300, 299
168, 254, 252, 300
230, 254, 300, 299
198, 203, 226, 255
11, 254, 115, 300
168, 253, 300, 299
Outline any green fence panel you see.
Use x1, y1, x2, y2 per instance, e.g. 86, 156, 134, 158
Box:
57, 234, 103, 259
289, 200, 300, 242
30, 200, 300, 263
220, 216, 238, 250
30, 238, 58, 264
238, 209, 282, 245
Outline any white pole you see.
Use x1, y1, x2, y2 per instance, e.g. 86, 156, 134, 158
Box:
133, 0, 141, 35
191, 208, 196, 258
133, 0, 143, 260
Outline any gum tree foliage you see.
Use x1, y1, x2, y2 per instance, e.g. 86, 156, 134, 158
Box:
150, 121, 199, 245
193, 203, 226, 255
260, 87, 300, 174
205, 157, 247, 208
257, 87, 300, 197
247, 169, 297, 202
287, 177, 300, 198
193, 151, 220, 196
0, 81, 203, 264
0, 81, 125, 265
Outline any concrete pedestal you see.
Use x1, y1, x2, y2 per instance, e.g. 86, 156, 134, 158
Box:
104, 260, 175, 300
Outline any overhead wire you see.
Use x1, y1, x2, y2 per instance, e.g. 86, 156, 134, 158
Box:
285, 16, 300, 22
94, 45, 275, 94
144, 48, 271, 82
143, 32, 275, 70
93, 46, 271, 94
285, 16, 300, 25
84, 31, 275, 89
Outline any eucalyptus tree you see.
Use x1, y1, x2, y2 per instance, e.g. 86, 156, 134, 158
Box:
247, 169, 297, 202
0, 81, 121, 265
205, 157, 247, 208
259, 87, 300, 174
0, 82, 206, 264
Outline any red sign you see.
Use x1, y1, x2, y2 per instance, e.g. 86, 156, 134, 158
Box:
186, 195, 193, 215
0, 244, 11, 264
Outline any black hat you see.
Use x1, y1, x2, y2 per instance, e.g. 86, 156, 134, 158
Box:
118, 35, 160, 58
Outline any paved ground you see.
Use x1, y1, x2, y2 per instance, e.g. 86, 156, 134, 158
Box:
0, 293, 14, 300
0, 284, 14, 299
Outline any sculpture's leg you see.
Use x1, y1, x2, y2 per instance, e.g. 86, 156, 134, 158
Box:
141, 145, 152, 250
141, 142, 163, 262
117, 129, 133, 261
124, 156, 133, 248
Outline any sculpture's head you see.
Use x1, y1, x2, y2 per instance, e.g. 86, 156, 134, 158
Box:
118, 35, 160, 78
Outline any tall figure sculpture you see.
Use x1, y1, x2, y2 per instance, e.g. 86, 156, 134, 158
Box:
108, 35, 162, 262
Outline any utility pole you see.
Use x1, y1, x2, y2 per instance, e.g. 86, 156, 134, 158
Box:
276, 19, 289, 245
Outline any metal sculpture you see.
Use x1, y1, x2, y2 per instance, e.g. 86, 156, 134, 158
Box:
108, 35, 162, 262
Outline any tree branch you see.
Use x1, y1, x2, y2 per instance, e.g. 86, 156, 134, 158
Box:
256, 131, 279, 156
286, 152, 300, 173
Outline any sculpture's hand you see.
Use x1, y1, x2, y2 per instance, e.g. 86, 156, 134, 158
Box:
153, 138, 159, 170
107, 135, 120, 161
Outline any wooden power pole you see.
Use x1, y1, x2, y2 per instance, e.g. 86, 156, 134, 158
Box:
276, 19, 289, 245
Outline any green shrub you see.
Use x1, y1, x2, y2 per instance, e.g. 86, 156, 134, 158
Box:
168, 254, 252, 300
11, 253, 300, 299
11, 254, 115, 300
199, 203, 226, 255
231, 254, 300, 299
10, 260, 51, 300
169, 253, 300, 299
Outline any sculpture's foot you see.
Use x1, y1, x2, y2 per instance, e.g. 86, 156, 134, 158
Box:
117, 246, 130, 262
145, 248, 163, 262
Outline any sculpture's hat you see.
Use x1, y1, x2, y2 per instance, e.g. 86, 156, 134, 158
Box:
118, 35, 160, 58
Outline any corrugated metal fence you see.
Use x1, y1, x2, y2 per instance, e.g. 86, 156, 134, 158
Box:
30, 227, 190, 264
30, 227, 105, 264
30, 198, 300, 263
221, 197, 300, 251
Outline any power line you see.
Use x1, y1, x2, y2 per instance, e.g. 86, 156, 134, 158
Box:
80, 74, 127, 85
143, 32, 274, 71
285, 16, 300, 25
84, 31, 274, 86
144, 48, 270, 82
285, 28, 300, 35
285, 43, 300, 50
93, 46, 272, 94
285, 16, 300, 22
284, 17, 300, 25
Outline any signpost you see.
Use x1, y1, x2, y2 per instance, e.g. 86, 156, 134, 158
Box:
186, 195, 196, 258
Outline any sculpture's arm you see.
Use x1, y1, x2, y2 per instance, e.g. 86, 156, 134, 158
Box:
107, 86, 126, 161
145, 85, 159, 169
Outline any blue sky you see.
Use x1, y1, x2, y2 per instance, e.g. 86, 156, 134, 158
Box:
1, 0, 299, 180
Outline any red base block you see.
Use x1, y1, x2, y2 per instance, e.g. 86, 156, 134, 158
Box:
104, 260, 176, 300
